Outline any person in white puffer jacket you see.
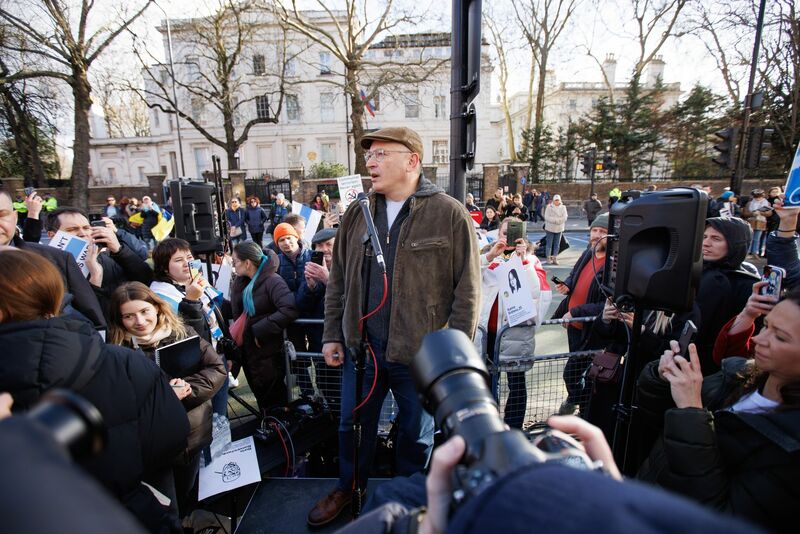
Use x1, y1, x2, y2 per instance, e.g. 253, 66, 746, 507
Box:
476, 216, 552, 428
543, 194, 568, 265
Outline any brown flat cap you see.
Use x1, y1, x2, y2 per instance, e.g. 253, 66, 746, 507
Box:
360, 127, 424, 161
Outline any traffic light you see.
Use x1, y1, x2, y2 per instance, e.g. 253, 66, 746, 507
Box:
712, 127, 739, 170
603, 154, 616, 171
745, 127, 774, 169
595, 162, 604, 172
581, 151, 595, 175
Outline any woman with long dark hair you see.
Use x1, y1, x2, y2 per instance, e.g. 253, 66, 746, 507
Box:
109, 282, 225, 521
636, 286, 800, 531
480, 206, 500, 232
229, 241, 298, 412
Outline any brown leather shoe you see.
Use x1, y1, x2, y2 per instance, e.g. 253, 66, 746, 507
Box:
307, 489, 352, 527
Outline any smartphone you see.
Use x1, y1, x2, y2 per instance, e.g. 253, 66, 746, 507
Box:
506, 220, 525, 244
551, 275, 565, 285
761, 265, 786, 297
24, 187, 35, 197
677, 320, 697, 356
310, 250, 325, 265
90, 220, 106, 227
88, 213, 103, 222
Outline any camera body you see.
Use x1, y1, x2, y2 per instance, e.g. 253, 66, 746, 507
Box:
412, 329, 596, 505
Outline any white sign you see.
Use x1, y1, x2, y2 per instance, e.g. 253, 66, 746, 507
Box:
493, 254, 537, 327
198, 436, 261, 501
337, 174, 365, 211
48, 231, 90, 277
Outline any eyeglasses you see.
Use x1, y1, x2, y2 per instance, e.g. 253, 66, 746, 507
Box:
363, 149, 412, 163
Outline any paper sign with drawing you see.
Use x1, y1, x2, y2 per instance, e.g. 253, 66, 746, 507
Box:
198, 436, 261, 500
492, 254, 537, 327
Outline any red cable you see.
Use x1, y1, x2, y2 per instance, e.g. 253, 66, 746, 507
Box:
353, 272, 388, 413
271, 422, 290, 477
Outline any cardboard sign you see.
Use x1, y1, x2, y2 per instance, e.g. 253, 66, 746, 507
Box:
48, 231, 90, 276
337, 174, 365, 211
198, 436, 261, 500
493, 254, 537, 327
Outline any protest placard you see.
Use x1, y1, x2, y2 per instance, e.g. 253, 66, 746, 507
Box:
198, 436, 261, 500
493, 254, 537, 327
48, 231, 90, 277
337, 174, 364, 211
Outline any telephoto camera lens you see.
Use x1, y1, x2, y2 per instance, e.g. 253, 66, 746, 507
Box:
412, 329, 597, 502
26, 389, 107, 460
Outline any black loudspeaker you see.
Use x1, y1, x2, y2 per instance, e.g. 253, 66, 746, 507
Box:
604, 188, 708, 313
169, 180, 223, 254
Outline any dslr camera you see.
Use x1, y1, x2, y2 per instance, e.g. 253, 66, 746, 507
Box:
411, 330, 597, 505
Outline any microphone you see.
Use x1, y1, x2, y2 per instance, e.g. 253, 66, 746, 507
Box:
357, 192, 387, 273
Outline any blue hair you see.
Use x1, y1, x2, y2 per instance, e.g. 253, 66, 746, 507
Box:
242, 255, 267, 316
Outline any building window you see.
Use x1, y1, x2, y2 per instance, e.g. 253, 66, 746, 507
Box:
138, 166, 146, 182
569, 99, 577, 110
434, 95, 446, 119
319, 51, 332, 75
320, 142, 336, 162
371, 90, 380, 111
320, 93, 335, 123
185, 57, 200, 82
433, 140, 448, 165
194, 147, 210, 175
285, 58, 297, 76
191, 98, 204, 121
152, 109, 160, 127
404, 90, 419, 119
287, 143, 302, 167
107, 167, 116, 181
253, 54, 266, 75
286, 94, 300, 121
256, 95, 270, 119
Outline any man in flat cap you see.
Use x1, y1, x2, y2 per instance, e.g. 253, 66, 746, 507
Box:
307, 127, 480, 526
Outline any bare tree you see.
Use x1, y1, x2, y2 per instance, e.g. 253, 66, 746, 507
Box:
132, 0, 290, 172
0, 0, 152, 209
513, 0, 578, 179
485, 13, 518, 162
93, 59, 151, 138
275, 0, 446, 176
630, 0, 689, 80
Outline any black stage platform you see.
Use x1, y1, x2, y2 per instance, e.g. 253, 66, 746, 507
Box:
235, 478, 388, 534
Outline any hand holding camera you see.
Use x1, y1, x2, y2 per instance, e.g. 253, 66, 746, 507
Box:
90, 219, 121, 254
24, 189, 43, 220
658, 340, 703, 409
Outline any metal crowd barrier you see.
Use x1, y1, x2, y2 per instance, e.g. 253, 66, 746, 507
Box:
271, 316, 598, 431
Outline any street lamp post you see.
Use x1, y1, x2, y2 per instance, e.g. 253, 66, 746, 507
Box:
155, 2, 186, 177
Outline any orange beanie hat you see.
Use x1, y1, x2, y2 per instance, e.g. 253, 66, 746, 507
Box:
273, 222, 299, 243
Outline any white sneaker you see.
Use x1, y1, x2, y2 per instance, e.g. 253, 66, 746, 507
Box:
228, 372, 239, 389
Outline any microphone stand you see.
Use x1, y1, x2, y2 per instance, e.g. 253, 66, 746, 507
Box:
351, 229, 372, 518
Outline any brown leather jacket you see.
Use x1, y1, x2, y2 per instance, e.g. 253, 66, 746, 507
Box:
128, 326, 225, 454
322, 178, 481, 364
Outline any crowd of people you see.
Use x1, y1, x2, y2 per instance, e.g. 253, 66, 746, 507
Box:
1, 128, 799, 533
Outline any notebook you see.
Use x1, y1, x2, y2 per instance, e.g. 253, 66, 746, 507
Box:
155, 335, 202, 378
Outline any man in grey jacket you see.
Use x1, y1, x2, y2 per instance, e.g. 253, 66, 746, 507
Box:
307, 127, 480, 527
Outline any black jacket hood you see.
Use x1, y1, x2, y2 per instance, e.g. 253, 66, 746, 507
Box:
705, 216, 753, 271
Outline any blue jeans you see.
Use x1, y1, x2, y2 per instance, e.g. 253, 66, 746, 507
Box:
545, 231, 562, 257
750, 229, 764, 254
337, 338, 434, 491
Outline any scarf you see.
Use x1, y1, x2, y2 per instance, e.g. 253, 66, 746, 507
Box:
130, 325, 172, 349
243, 255, 267, 317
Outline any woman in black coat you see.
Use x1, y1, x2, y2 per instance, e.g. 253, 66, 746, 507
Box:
636, 288, 800, 533
230, 242, 299, 412
0, 249, 189, 533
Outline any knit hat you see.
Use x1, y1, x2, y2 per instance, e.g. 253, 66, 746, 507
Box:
273, 222, 299, 243
720, 191, 734, 200
590, 212, 609, 230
